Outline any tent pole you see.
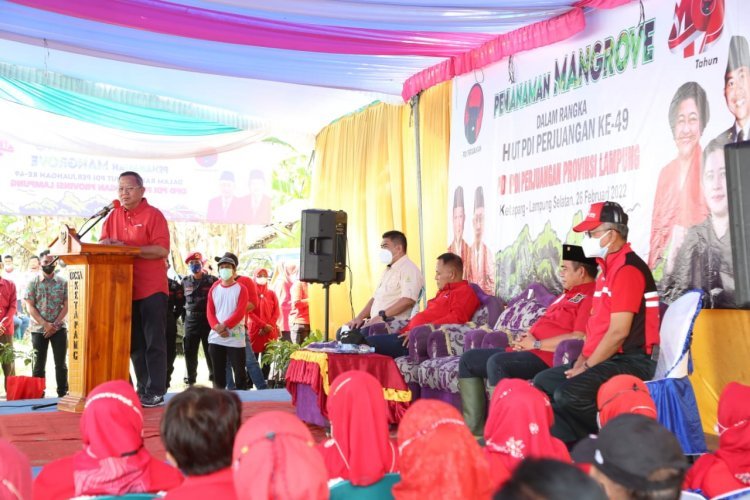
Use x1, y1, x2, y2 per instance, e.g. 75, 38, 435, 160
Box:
411, 94, 427, 309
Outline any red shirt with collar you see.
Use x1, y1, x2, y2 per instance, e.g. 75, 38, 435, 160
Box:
101, 198, 170, 300
582, 243, 659, 358
403, 280, 480, 332
163, 467, 236, 500
0, 277, 17, 336
524, 282, 596, 366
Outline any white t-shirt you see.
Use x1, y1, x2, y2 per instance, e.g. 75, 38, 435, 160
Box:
208, 281, 246, 348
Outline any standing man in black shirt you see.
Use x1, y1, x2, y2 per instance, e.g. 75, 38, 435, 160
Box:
181, 251, 217, 385
166, 266, 185, 390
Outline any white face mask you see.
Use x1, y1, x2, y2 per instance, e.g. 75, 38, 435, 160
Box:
256, 277, 268, 286
379, 248, 393, 265
581, 230, 611, 259
219, 268, 234, 281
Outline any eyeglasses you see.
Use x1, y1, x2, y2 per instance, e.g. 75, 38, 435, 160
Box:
585, 228, 610, 238
118, 186, 141, 194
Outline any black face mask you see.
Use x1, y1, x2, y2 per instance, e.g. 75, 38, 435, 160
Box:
42, 265, 56, 275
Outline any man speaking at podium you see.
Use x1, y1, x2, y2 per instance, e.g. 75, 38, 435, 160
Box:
100, 171, 171, 408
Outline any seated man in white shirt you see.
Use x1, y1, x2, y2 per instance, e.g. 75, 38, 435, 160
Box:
343, 231, 424, 355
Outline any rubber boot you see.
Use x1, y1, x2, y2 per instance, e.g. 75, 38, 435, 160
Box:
459, 377, 487, 438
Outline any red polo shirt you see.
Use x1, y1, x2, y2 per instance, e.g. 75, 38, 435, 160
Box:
101, 198, 170, 300
0, 277, 17, 337
404, 280, 480, 332
525, 282, 596, 366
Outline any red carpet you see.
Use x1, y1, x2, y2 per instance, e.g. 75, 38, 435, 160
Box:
0, 401, 327, 467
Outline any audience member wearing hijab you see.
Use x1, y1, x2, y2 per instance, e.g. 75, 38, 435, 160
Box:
0, 439, 32, 500
161, 387, 242, 499
596, 374, 657, 428
484, 379, 570, 491
319, 371, 398, 486
394, 399, 492, 500
233, 411, 328, 500
684, 382, 750, 497
32, 380, 183, 500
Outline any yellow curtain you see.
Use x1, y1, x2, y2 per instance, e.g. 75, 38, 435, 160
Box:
309, 81, 451, 333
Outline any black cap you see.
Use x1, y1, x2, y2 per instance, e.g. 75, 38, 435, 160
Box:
573, 201, 628, 232
474, 186, 484, 210
572, 414, 687, 492
453, 186, 465, 210
727, 35, 750, 75
215, 252, 239, 266
562, 244, 597, 268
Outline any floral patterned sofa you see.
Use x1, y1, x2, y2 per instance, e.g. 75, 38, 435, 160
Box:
392, 283, 504, 400
401, 283, 558, 410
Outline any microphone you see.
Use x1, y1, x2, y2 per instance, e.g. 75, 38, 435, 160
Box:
92, 200, 121, 218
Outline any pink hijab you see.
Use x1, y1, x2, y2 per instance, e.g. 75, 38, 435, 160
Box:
0, 439, 31, 500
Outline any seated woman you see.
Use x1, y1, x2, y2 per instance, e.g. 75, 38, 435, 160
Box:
684, 382, 750, 498
0, 438, 32, 500
596, 374, 657, 428
33, 380, 183, 500
161, 387, 242, 499
394, 399, 492, 499
319, 371, 398, 496
233, 411, 328, 500
484, 379, 571, 491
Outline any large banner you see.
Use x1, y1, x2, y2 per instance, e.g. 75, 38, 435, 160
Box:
449, 0, 744, 308
0, 137, 281, 225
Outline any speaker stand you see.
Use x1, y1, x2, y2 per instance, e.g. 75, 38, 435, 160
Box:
323, 282, 331, 341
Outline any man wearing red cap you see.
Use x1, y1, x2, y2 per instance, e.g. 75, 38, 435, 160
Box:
533, 201, 660, 444
181, 251, 217, 386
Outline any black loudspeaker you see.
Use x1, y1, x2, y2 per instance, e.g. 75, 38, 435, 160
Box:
300, 209, 347, 284
725, 142, 750, 309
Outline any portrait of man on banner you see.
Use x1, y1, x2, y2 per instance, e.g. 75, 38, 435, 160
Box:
448, 186, 470, 279
466, 186, 495, 296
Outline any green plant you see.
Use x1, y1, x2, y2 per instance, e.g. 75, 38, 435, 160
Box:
0, 343, 36, 367
261, 330, 323, 386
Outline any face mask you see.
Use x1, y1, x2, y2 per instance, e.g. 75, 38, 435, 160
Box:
219, 268, 234, 281
581, 230, 611, 259
42, 265, 56, 275
189, 262, 202, 274
379, 248, 393, 265
256, 277, 268, 286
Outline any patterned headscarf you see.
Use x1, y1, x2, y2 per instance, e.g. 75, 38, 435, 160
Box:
484, 379, 570, 490
319, 371, 397, 485
0, 439, 31, 500
394, 399, 492, 500
233, 411, 328, 500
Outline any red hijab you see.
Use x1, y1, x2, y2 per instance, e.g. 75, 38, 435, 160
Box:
685, 382, 750, 497
73, 380, 181, 496
233, 411, 328, 500
394, 399, 492, 500
248, 268, 280, 352
318, 371, 397, 485
484, 379, 570, 489
596, 375, 657, 428
0, 439, 31, 500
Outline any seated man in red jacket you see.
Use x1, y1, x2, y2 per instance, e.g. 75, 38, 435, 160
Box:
367, 252, 480, 358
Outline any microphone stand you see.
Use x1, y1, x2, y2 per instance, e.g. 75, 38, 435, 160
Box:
48, 209, 112, 267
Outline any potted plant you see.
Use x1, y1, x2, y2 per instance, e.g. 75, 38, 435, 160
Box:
261, 330, 323, 388
0, 343, 42, 400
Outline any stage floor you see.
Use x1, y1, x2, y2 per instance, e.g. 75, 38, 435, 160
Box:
0, 389, 327, 469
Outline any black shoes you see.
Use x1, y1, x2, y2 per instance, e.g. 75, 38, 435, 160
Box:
140, 394, 165, 408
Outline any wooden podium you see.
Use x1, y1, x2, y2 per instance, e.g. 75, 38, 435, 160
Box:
49, 226, 140, 412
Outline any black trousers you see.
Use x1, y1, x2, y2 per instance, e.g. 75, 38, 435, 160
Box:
183, 314, 214, 384
366, 333, 409, 358
459, 348, 549, 386
131, 293, 168, 398
165, 315, 177, 389
209, 343, 247, 390
533, 353, 656, 443
30, 328, 69, 397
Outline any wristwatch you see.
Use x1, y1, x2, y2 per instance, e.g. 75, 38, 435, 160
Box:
379, 310, 388, 322
533, 340, 542, 350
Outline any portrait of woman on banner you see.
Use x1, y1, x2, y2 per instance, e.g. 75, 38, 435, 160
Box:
649, 82, 710, 277
663, 139, 735, 308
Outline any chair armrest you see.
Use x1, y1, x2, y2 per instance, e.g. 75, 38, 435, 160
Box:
553, 339, 584, 366
406, 325, 433, 363
481, 331, 510, 350
463, 329, 489, 351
